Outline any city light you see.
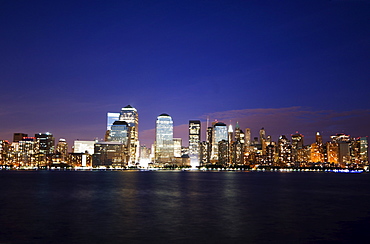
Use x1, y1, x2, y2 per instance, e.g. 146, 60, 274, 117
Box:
0, 105, 368, 171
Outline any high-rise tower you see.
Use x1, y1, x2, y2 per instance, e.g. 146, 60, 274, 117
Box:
211, 122, 227, 161
155, 114, 174, 163
189, 120, 201, 166
119, 105, 139, 164
35, 132, 55, 155
109, 121, 129, 145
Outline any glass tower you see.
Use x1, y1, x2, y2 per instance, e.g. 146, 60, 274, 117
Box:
189, 120, 201, 166
211, 122, 227, 160
155, 113, 174, 163
35, 132, 55, 155
109, 121, 129, 145
119, 105, 139, 164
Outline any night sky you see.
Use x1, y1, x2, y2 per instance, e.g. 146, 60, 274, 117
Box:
1, 0, 369, 147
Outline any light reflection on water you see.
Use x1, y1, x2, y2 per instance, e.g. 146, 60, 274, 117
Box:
0, 171, 369, 243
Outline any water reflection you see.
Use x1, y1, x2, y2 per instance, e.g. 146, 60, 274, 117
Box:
0, 171, 370, 243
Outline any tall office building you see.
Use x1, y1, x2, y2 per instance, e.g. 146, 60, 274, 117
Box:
259, 128, 267, 155
155, 113, 174, 163
211, 122, 227, 161
228, 124, 234, 164
35, 132, 55, 155
0, 140, 9, 163
119, 105, 139, 164
292, 133, 304, 149
189, 120, 201, 166
228, 124, 234, 143
19, 137, 37, 166
234, 122, 241, 141
109, 121, 129, 145
259, 128, 266, 144
245, 128, 251, 147
278, 135, 292, 164
326, 141, 339, 164
316, 132, 323, 145
56, 138, 68, 162
291, 132, 304, 162
330, 133, 350, 164
173, 138, 182, 157
359, 137, 368, 163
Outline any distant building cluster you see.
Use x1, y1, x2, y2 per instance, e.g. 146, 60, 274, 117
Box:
0, 105, 368, 170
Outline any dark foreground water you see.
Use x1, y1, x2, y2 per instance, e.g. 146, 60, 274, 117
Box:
0, 170, 369, 244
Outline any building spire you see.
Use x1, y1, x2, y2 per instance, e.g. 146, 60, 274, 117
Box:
228, 124, 233, 133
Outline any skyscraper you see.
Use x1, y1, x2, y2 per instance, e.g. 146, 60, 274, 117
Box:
109, 121, 129, 145
278, 135, 292, 165
245, 128, 251, 147
119, 105, 139, 164
155, 113, 174, 163
56, 138, 68, 162
173, 138, 182, 157
189, 120, 201, 166
228, 124, 233, 164
359, 137, 368, 163
211, 122, 227, 161
35, 132, 55, 155
291, 132, 304, 162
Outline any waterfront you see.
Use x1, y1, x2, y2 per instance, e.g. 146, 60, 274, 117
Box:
1, 171, 369, 243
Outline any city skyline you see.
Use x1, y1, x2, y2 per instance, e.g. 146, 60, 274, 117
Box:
0, 1, 369, 148
1, 106, 367, 169
1, 106, 370, 149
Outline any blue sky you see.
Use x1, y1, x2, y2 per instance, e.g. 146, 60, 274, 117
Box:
0, 0, 369, 147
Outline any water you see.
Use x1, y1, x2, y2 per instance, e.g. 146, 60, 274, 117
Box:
0, 170, 369, 243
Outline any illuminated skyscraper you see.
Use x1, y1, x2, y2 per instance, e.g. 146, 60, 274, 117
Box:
359, 137, 368, 163
331, 133, 350, 164
234, 122, 242, 142
326, 141, 339, 164
311, 132, 324, 163
109, 121, 129, 145
173, 138, 182, 157
245, 128, 251, 147
119, 105, 139, 164
316, 132, 323, 145
218, 140, 229, 165
155, 113, 174, 163
259, 128, 267, 155
259, 128, 266, 144
19, 137, 37, 166
189, 120, 201, 166
228, 124, 233, 164
278, 135, 292, 165
211, 122, 227, 161
0, 140, 9, 163
56, 138, 68, 162
291, 132, 304, 162
35, 132, 55, 155
205, 127, 213, 163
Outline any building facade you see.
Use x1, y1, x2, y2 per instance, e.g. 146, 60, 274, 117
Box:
155, 113, 174, 163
